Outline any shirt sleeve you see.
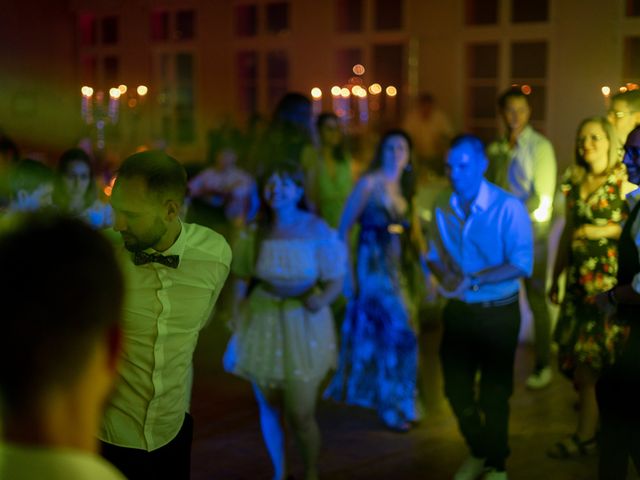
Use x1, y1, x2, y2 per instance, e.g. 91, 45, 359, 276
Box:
532, 137, 557, 206
502, 198, 534, 277
316, 227, 347, 281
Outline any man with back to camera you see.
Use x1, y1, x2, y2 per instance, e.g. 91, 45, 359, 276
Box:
486, 87, 557, 389
0, 213, 126, 479
426, 135, 533, 480
99, 150, 232, 479
594, 126, 640, 479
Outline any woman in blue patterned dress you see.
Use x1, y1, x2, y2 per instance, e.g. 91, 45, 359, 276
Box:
325, 130, 426, 432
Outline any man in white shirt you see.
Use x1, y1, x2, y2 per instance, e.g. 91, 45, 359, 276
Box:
427, 135, 533, 480
607, 90, 640, 159
595, 126, 640, 479
100, 150, 232, 479
486, 87, 557, 389
0, 213, 126, 480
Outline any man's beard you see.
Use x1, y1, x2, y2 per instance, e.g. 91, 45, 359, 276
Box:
122, 217, 167, 252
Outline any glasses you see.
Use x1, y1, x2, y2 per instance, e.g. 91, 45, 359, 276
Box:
609, 110, 633, 119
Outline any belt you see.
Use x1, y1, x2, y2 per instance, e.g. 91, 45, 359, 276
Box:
475, 292, 519, 308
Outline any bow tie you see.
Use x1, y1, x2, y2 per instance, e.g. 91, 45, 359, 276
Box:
132, 251, 180, 269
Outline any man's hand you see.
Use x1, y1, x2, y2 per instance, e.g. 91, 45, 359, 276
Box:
438, 275, 469, 299
548, 281, 561, 305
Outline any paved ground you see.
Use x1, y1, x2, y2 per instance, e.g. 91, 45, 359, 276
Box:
190, 315, 638, 480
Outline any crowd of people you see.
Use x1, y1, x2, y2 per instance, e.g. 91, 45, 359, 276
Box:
1, 86, 640, 480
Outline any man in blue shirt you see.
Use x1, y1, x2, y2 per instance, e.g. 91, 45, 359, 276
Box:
426, 135, 533, 480
594, 126, 640, 479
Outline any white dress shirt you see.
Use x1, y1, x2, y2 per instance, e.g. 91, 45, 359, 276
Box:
99, 221, 231, 451
427, 179, 534, 303
0, 443, 125, 480
487, 125, 557, 221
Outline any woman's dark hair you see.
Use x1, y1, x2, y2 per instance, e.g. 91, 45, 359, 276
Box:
368, 129, 416, 204
55, 148, 97, 211
316, 112, 347, 163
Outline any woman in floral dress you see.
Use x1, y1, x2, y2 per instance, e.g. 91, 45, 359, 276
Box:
548, 117, 635, 458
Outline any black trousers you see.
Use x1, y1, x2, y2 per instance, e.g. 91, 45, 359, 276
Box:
101, 413, 194, 480
597, 323, 640, 480
440, 298, 520, 470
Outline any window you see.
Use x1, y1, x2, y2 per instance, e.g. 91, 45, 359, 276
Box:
267, 51, 289, 110
628, 0, 640, 16
175, 53, 196, 143
464, 0, 498, 25
79, 14, 97, 46
101, 16, 118, 45
465, 43, 499, 142
266, 2, 289, 34
373, 44, 404, 119
103, 56, 119, 85
237, 51, 259, 115
80, 55, 97, 85
236, 4, 258, 37
150, 10, 196, 42
374, 0, 403, 30
175, 10, 195, 40
151, 10, 170, 42
624, 37, 640, 80
335, 48, 363, 80
511, 0, 548, 23
510, 41, 548, 123
335, 0, 363, 32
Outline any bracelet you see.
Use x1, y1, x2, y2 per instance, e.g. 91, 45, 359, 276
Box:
607, 288, 618, 306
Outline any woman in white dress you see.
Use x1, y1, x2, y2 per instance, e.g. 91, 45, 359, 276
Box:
224, 160, 345, 480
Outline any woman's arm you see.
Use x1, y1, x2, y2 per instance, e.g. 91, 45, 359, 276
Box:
573, 223, 622, 241
338, 176, 373, 297
304, 277, 344, 312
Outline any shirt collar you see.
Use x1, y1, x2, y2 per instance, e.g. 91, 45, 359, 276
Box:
627, 187, 640, 210
451, 179, 491, 218
145, 220, 186, 258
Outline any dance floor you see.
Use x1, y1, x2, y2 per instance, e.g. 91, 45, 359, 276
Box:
190, 310, 639, 480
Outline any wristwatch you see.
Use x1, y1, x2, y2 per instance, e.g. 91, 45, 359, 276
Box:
470, 275, 480, 292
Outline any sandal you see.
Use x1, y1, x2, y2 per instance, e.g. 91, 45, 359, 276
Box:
547, 433, 597, 459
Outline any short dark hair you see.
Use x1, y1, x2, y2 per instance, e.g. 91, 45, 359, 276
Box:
498, 87, 530, 110
117, 150, 187, 203
10, 159, 55, 197
611, 90, 640, 113
0, 213, 124, 414
450, 134, 488, 163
